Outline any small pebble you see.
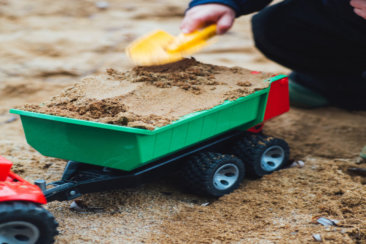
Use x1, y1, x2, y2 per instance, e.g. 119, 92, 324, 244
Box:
289, 160, 305, 168
355, 157, 366, 164
312, 233, 322, 242
0, 114, 18, 124
70, 201, 83, 211
311, 165, 318, 170
316, 217, 339, 226
96, 1, 109, 9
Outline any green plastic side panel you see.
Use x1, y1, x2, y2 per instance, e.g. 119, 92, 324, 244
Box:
11, 75, 285, 171
137, 92, 267, 164
19, 116, 141, 171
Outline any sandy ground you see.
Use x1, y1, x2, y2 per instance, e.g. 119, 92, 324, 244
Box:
0, 0, 365, 243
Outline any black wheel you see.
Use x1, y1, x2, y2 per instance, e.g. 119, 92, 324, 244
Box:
233, 133, 290, 178
181, 152, 245, 197
0, 201, 58, 244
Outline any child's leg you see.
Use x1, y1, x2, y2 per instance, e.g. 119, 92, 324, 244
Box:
251, 0, 366, 110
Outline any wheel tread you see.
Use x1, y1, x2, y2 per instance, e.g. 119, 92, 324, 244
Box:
233, 132, 289, 178
181, 152, 245, 197
0, 201, 58, 244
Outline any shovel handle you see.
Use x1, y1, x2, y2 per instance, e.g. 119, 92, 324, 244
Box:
167, 24, 217, 52
190, 24, 217, 40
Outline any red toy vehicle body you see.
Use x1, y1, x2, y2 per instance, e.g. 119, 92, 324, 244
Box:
0, 156, 46, 204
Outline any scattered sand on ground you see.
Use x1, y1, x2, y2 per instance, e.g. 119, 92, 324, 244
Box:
148, 108, 366, 243
1, 0, 365, 243
22, 58, 272, 130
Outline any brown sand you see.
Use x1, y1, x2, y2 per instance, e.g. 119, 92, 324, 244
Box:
23, 58, 272, 130
1, 0, 365, 243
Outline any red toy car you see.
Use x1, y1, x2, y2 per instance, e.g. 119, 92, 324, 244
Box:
0, 156, 58, 244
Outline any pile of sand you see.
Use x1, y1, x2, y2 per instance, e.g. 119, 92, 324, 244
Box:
23, 58, 273, 129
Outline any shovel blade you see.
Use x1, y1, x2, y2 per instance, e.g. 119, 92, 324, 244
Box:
126, 25, 217, 66
126, 30, 183, 66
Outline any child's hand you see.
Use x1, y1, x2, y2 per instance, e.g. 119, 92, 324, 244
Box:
181, 4, 236, 34
350, 0, 366, 20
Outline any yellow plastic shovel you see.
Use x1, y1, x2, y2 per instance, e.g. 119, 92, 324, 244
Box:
126, 25, 217, 66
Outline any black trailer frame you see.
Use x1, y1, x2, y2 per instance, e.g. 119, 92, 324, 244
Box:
40, 130, 246, 202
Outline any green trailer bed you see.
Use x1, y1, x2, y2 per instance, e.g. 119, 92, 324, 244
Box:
10, 75, 286, 172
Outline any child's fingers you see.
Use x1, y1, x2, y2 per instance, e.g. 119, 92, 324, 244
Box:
354, 7, 366, 19
350, 0, 366, 9
350, 0, 366, 19
181, 4, 236, 34
216, 13, 235, 34
181, 14, 206, 33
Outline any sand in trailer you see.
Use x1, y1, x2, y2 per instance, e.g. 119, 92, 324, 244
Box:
23, 58, 273, 130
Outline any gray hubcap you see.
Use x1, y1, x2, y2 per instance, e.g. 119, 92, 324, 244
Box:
0, 221, 39, 244
213, 163, 239, 190
260, 145, 285, 172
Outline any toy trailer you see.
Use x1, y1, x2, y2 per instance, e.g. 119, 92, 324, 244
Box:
10, 75, 290, 202
0, 156, 58, 244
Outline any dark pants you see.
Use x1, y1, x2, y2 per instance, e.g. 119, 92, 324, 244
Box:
252, 0, 366, 110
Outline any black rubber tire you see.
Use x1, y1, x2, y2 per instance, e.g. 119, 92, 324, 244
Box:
0, 201, 58, 244
233, 133, 290, 178
181, 152, 245, 197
